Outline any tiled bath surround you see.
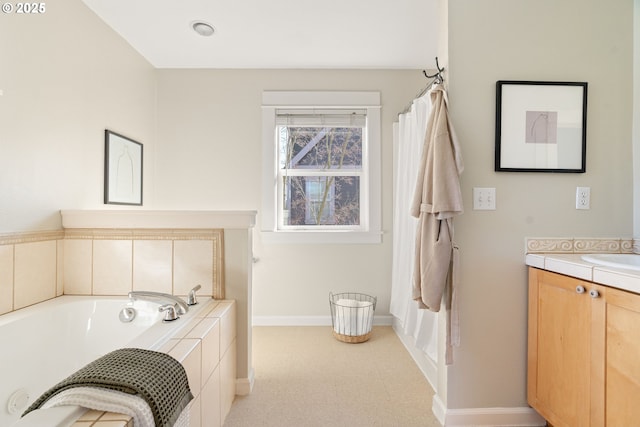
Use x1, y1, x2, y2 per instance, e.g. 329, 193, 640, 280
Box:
71, 300, 237, 427
0, 228, 235, 427
0, 231, 64, 314
0, 229, 223, 316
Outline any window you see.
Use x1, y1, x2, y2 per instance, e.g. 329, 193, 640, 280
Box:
278, 114, 362, 228
304, 178, 336, 225
262, 91, 381, 244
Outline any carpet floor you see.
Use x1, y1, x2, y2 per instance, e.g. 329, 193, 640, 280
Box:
223, 326, 441, 427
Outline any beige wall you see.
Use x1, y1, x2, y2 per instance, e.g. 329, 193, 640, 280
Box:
446, 0, 633, 410
154, 69, 426, 319
0, 0, 156, 233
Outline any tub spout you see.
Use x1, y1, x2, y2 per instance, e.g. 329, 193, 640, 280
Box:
128, 291, 189, 315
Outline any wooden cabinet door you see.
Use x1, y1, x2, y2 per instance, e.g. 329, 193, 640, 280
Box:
603, 287, 640, 427
528, 268, 598, 427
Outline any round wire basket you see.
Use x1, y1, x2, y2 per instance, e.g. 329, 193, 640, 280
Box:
329, 292, 377, 343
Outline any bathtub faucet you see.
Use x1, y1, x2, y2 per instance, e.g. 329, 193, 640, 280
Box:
128, 291, 189, 315
187, 284, 201, 306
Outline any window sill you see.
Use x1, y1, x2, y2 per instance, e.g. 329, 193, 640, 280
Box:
260, 230, 382, 244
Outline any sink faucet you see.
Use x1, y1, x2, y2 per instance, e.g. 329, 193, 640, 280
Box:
128, 291, 189, 315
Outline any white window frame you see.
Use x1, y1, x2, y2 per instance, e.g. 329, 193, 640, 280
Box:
262, 91, 382, 244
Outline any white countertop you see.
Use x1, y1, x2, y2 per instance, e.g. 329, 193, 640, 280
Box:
526, 253, 640, 295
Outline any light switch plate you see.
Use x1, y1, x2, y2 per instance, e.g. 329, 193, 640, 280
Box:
473, 187, 496, 210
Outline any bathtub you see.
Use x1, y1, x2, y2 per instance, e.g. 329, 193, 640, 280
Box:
0, 295, 214, 427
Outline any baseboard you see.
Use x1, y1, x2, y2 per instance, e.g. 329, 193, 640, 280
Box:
391, 320, 545, 427
392, 319, 438, 390
434, 402, 546, 427
252, 314, 393, 326
432, 394, 447, 426
235, 368, 255, 396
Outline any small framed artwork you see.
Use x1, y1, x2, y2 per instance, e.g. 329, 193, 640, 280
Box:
104, 130, 143, 205
495, 80, 588, 173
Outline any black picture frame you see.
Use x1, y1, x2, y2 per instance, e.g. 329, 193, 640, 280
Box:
104, 130, 143, 205
495, 80, 588, 173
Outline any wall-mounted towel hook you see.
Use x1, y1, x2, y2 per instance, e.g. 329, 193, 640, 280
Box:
400, 57, 446, 115
423, 57, 445, 84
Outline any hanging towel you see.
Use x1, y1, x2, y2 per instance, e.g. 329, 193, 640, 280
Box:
410, 83, 463, 364
23, 348, 193, 427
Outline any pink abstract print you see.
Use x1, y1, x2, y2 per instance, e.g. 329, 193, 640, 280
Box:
525, 111, 558, 144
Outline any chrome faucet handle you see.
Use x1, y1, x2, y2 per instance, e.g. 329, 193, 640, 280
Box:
187, 284, 201, 306
159, 304, 179, 322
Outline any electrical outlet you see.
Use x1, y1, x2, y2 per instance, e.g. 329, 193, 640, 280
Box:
576, 187, 590, 209
473, 187, 496, 210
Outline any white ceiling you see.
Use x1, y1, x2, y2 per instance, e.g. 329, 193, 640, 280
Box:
81, 0, 440, 69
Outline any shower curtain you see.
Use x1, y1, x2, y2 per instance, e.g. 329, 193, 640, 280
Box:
390, 92, 438, 363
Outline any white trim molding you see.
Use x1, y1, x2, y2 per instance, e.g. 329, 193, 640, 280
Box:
60, 210, 257, 229
235, 368, 255, 396
253, 314, 393, 327
392, 319, 438, 390
261, 91, 382, 244
432, 398, 545, 427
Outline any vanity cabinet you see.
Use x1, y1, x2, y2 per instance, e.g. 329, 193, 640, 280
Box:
528, 267, 640, 427
604, 284, 640, 427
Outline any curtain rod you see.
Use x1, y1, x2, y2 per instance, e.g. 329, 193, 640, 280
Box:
398, 80, 437, 116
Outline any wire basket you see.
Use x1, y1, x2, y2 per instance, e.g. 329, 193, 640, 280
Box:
329, 292, 377, 343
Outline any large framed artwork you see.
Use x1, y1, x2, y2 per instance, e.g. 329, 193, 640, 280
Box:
495, 81, 588, 173
104, 130, 143, 205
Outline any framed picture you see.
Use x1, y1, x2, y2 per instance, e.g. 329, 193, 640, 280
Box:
495, 81, 588, 173
104, 130, 143, 205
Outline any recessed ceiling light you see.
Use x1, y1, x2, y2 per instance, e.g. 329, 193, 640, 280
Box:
192, 21, 215, 37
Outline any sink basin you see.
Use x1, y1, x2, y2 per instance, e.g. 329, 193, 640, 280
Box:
581, 253, 640, 271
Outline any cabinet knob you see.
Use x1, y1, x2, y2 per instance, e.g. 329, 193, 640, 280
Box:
576, 285, 586, 294
589, 289, 600, 299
